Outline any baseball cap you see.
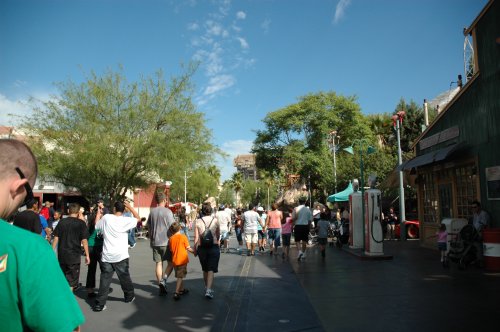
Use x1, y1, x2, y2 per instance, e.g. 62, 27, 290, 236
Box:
257, 206, 264, 212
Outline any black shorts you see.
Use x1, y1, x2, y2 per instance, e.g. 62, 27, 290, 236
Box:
197, 246, 220, 273
318, 238, 328, 245
282, 233, 292, 246
294, 225, 309, 242
59, 262, 81, 288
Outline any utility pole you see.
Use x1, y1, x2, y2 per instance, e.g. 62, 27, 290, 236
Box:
328, 130, 340, 193
393, 111, 406, 240
184, 171, 187, 205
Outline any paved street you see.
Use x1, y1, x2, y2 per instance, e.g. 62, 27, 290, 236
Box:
76, 234, 500, 331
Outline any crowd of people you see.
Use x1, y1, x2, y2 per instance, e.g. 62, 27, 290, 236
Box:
1, 137, 492, 331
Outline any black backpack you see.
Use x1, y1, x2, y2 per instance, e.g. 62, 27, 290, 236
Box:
200, 216, 214, 248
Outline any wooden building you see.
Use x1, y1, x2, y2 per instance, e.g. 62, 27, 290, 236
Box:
400, 0, 500, 247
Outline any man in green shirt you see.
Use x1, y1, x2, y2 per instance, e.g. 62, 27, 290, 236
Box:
0, 139, 84, 331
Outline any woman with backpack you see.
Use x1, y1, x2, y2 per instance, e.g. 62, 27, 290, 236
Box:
194, 202, 221, 299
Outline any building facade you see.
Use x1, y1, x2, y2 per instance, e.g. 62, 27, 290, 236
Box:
402, 0, 499, 248
233, 154, 258, 180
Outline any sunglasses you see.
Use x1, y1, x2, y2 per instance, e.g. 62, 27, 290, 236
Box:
15, 167, 34, 207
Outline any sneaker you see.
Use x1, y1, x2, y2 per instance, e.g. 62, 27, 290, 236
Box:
302, 252, 306, 259
205, 288, 214, 299
297, 251, 303, 261
124, 296, 135, 303
128, 243, 136, 249
159, 283, 167, 296
92, 304, 107, 312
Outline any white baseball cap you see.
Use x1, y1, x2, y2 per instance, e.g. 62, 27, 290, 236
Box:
257, 206, 264, 212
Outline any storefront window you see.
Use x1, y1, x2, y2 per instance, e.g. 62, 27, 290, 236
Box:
455, 164, 477, 220
421, 173, 438, 223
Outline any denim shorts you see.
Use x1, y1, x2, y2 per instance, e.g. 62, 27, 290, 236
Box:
268, 228, 281, 247
220, 231, 230, 241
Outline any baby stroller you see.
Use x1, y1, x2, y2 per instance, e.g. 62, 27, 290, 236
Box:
446, 224, 479, 269
308, 227, 319, 246
329, 220, 349, 248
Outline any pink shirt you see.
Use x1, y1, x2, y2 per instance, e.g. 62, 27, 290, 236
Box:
437, 230, 447, 243
282, 217, 293, 234
267, 210, 283, 229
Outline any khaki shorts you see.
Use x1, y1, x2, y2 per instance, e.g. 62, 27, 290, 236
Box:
152, 246, 172, 263
245, 232, 258, 244
174, 264, 187, 278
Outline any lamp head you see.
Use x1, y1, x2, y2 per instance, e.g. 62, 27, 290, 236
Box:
344, 146, 354, 155
367, 146, 376, 154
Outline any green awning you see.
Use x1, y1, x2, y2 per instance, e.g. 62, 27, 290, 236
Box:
327, 182, 353, 202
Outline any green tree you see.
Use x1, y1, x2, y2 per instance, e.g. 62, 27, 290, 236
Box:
21, 66, 220, 203
230, 172, 244, 207
253, 91, 372, 200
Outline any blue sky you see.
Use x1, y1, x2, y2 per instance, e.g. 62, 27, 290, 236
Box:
0, 0, 488, 180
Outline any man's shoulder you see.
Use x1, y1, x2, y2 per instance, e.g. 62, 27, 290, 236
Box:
2, 221, 51, 249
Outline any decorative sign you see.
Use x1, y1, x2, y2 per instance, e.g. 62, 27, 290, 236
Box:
419, 126, 460, 150
486, 166, 500, 200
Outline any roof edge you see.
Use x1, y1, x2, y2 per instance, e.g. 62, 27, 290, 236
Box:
411, 72, 480, 150
464, 0, 495, 35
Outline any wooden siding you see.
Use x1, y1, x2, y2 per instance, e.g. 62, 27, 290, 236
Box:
417, 0, 500, 230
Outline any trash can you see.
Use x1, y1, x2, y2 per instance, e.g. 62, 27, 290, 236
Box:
483, 229, 500, 271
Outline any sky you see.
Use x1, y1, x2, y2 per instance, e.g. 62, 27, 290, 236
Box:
0, 0, 488, 181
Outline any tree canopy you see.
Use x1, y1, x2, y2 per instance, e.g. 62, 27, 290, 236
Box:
21, 66, 221, 203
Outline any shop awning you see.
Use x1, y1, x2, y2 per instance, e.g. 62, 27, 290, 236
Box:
327, 182, 353, 202
396, 143, 462, 171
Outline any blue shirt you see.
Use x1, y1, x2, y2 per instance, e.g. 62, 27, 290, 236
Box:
39, 215, 48, 238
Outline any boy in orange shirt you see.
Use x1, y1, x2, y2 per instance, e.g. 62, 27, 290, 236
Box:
168, 222, 194, 300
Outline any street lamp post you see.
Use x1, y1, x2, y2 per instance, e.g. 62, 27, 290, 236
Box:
328, 130, 341, 193
184, 171, 188, 206
344, 139, 376, 250
392, 111, 406, 240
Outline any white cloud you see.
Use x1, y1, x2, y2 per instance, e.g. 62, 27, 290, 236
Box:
203, 74, 235, 96
236, 11, 246, 20
0, 94, 32, 125
334, 0, 352, 24
13, 80, 27, 88
261, 18, 271, 33
0, 92, 54, 126
186, 0, 255, 105
217, 139, 254, 180
237, 37, 249, 49
206, 20, 223, 36
187, 22, 199, 31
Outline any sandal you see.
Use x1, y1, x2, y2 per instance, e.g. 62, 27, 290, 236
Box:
173, 293, 181, 301
179, 289, 189, 295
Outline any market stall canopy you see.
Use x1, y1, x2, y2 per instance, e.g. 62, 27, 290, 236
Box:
327, 182, 353, 202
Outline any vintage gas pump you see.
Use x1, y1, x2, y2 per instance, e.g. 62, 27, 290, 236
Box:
349, 180, 363, 249
364, 176, 384, 256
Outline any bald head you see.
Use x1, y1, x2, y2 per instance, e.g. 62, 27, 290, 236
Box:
0, 139, 38, 184
0, 139, 38, 218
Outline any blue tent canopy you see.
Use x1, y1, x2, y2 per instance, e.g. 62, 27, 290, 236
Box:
327, 182, 353, 202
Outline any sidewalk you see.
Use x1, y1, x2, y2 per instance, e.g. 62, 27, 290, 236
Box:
75, 236, 500, 331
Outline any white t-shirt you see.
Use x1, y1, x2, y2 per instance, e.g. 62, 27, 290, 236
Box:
96, 214, 137, 263
243, 210, 261, 234
216, 210, 231, 233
